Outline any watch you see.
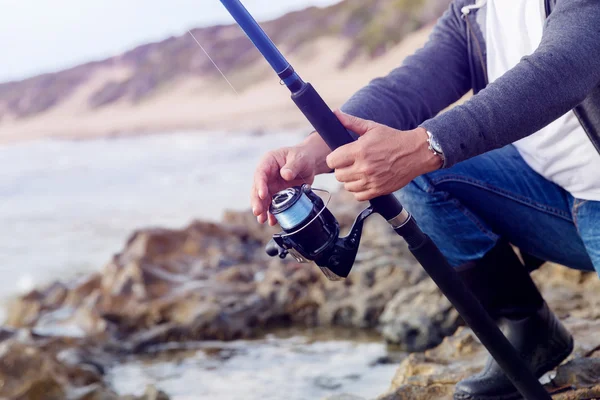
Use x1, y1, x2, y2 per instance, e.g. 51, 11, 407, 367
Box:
426, 130, 445, 164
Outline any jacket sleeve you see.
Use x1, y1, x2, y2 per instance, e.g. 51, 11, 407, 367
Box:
340, 1, 472, 138
421, 0, 600, 168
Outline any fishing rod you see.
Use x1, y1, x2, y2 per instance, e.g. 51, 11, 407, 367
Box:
218, 1, 551, 398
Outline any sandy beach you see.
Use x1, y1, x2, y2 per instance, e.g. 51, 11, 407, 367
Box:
0, 27, 435, 145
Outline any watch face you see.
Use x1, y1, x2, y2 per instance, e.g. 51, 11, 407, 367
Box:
430, 135, 442, 154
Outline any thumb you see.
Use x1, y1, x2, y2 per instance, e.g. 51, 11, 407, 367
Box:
334, 109, 374, 137
280, 154, 306, 181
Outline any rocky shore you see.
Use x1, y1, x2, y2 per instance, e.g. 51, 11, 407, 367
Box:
2, 191, 599, 399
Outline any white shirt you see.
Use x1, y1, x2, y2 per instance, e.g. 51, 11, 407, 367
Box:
486, 0, 600, 201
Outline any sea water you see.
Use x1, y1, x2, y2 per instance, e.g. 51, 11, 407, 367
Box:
108, 333, 399, 400
0, 131, 339, 301
0, 132, 397, 399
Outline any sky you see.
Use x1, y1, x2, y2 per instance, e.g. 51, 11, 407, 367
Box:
0, 0, 340, 82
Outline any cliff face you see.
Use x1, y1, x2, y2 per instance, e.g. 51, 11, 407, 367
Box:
0, 0, 451, 143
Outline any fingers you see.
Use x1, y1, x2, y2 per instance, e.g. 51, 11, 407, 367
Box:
343, 179, 377, 202
334, 166, 362, 183
333, 109, 375, 137
251, 147, 315, 226
252, 156, 278, 223
326, 145, 356, 171
344, 184, 378, 202
252, 174, 269, 218
256, 169, 269, 200
280, 152, 305, 182
252, 191, 270, 224
325, 112, 376, 171
257, 212, 268, 224
343, 180, 366, 193
252, 149, 301, 225
268, 212, 278, 226
251, 184, 261, 215
354, 190, 378, 202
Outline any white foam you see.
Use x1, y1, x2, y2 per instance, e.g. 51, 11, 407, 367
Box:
107, 337, 398, 400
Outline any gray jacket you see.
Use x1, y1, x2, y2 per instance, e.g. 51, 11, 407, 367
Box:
341, 0, 600, 169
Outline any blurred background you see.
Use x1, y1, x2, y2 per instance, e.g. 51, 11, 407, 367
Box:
0, 0, 450, 292
2, 1, 560, 400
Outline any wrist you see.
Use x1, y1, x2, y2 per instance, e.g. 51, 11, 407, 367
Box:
415, 127, 443, 172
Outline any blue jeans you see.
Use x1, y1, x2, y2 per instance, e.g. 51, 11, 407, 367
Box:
396, 145, 600, 275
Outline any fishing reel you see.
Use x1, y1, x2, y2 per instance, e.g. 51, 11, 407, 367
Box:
265, 184, 374, 281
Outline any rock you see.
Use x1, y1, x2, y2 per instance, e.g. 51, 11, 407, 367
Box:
5, 206, 424, 350
222, 209, 279, 243
4, 196, 600, 400
551, 358, 600, 388
0, 335, 101, 399
70, 384, 170, 400
379, 278, 460, 352
5, 282, 68, 327
124, 386, 170, 400
531, 263, 600, 321
379, 262, 600, 353
380, 318, 600, 400
6, 219, 270, 342
0, 330, 169, 400
0, 199, 430, 400
551, 386, 600, 400
10, 203, 600, 357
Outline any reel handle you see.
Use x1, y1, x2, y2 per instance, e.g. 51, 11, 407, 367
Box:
265, 239, 287, 259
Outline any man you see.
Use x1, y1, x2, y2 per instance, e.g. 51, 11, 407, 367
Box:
250, 0, 600, 399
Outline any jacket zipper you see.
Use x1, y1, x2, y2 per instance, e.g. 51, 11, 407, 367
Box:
463, 15, 489, 86
461, 1, 489, 86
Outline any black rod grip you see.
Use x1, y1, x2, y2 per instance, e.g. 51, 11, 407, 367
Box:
291, 82, 356, 149
291, 82, 403, 221
399, 227, 552, 400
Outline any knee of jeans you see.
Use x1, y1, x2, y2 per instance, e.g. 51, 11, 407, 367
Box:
396, 176, 495, 268
393, 176, 439, 226
394, 176, 435, 209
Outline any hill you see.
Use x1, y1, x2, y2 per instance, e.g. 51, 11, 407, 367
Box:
0, 0, 452, 143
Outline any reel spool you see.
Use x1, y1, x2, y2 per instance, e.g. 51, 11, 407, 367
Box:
265, 184, 374, 281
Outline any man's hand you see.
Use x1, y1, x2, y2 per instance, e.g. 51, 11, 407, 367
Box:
251, 134, 331, 226
326, 110, 442, 202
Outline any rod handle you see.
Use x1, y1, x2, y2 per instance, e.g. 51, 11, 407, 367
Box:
291, 82, 356, 148
291, 82, 404, 221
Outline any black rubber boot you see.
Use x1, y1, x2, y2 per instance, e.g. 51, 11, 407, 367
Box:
453, 241, 574, 400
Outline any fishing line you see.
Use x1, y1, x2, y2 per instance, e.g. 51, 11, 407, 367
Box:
271, 188, 312, 230
188, 30, 240, 96
276, 188, 332, 237
188, 28, 315, 219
